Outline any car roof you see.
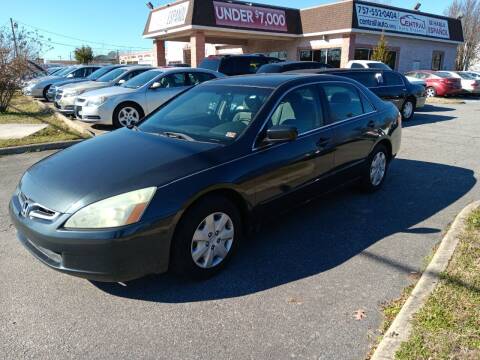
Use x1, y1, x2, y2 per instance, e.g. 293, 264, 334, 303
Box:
288, 68, 394, 75
120, 65, 152, 71
349, 60, 383, 64
200, 73, 358, 89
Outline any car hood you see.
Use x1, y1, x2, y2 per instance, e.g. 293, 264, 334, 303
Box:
79, 86, 135, 98
61, 81, 107, 92
19, 129, 223, 214
55, 78, 88, 87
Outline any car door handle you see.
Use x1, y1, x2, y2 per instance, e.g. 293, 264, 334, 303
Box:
316, 137, 331, 151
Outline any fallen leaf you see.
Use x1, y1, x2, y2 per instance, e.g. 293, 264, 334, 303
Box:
354, 309, 367, 320
287, 297, 303, 305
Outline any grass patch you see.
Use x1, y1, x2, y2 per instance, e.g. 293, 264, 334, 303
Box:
395, 208, 480, 360
426, 97, 465, 105
0, 94, 86, 148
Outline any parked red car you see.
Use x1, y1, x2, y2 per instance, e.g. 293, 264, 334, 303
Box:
405, 70, 462, 97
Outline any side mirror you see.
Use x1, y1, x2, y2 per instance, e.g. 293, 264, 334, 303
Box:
66, 73, 74, 78
150, 81, 161, 89
264, 125, 298, 143
117, 79, 126, 85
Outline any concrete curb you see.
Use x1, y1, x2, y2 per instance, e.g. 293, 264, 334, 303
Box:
0, 139, 83, 155
371, 200, 480, 360
35, 100, 94, 138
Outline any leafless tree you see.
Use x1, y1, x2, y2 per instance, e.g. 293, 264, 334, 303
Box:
445, 0, 480, 70
0, 25, 50, 112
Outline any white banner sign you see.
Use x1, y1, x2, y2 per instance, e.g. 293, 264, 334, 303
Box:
355, 4, 450, 39
148, 1, 189, 32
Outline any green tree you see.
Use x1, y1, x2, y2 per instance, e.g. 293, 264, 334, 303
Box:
74, 46, 93, 64
371, 32, 391, 65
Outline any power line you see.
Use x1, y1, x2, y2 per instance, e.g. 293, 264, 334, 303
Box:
15, 19, 151, 50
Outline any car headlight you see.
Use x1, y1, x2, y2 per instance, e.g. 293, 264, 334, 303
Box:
64, 89, 84, 97
64, 187, 156, 229
87, 96, 107, 107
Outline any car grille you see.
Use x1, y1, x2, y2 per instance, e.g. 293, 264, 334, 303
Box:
18, 191, 60, 221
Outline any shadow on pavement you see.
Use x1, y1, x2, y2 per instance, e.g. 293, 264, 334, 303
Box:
406, 113, 456, 127
93, 159, 476, 302
416, 105, 456, 113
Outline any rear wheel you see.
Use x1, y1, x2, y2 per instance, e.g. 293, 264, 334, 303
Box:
360, 144, 389, 192
425, 87, 436, 98
401, 98, 415, 121
170, 195, 241, 279
112, 103, 144, 129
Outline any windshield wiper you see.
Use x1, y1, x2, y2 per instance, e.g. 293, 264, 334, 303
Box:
162, 131, 195, 141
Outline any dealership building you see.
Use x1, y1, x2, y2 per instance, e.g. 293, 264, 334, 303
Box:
143, 0, 464, 73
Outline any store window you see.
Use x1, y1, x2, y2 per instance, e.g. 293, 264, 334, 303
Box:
299, 48, 341, 68
354, 48, 397, 70
432, 51, 444, 71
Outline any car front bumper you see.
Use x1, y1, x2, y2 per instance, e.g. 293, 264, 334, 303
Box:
54, 95, 76, 114
9, 194, 174, 282
415, 96, 426, 108
73, 101, 113, 125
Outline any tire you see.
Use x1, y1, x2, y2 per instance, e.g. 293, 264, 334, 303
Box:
401, 98, 415, 121
170, 195, 242, 279
360, 144, 389, 192
425, 86, 436, 98
42, 85, 51, 101
112, 103, 144, 129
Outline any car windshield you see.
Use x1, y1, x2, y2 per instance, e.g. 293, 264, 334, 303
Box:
367, 63, 391, 69
139, 84, 272, 144
88, 67, 115, 81
56, 67, 75, 76
122, 70, 162, 89
435, 71, 453, 78
97, 68, 128, 82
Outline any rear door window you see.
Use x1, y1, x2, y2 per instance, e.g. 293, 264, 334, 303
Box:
383, 72, 404, 86
321, 83, 365, 123
336, 72, 379, 88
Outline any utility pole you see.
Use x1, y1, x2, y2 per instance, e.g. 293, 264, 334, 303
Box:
9, 18, 18, 57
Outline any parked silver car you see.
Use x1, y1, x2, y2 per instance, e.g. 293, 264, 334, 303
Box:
74, 68, 225, 128
23, 65, 100, 100
54, 66, 152, 114
46, 64, 126, 101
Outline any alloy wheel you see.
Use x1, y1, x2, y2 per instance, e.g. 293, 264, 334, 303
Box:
426, 87, 436, 98
118, 107, 140, 127
370, 152, 387, 186
190, 212, 234, 269
402, 101, 414, 119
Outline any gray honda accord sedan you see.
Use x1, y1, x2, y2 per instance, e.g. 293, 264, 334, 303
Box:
10, 74, 401, 282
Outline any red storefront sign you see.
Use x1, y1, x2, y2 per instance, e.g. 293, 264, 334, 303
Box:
213, 1, 287, 32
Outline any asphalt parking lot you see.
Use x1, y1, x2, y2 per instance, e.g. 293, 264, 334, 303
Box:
1, 100, 480, 360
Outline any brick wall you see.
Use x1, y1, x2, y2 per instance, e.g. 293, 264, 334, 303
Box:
300, 1, 353, 34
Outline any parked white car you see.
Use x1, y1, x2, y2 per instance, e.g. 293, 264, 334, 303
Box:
54, 66, 151, 114
345, 60, 392, 70
74, 68, 225, 128
441, 71, 480, 94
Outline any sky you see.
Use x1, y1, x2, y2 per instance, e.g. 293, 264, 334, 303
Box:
0, 0, 454, 61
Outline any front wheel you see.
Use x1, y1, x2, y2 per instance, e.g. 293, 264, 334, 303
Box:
360, 144, 389, 192
170, 195, 242, 279
401, 99, 415, 121
112, 103, 144, 129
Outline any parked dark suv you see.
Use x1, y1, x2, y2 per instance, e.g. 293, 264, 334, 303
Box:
292, 68, 425, 121
198, 54, 280, 76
